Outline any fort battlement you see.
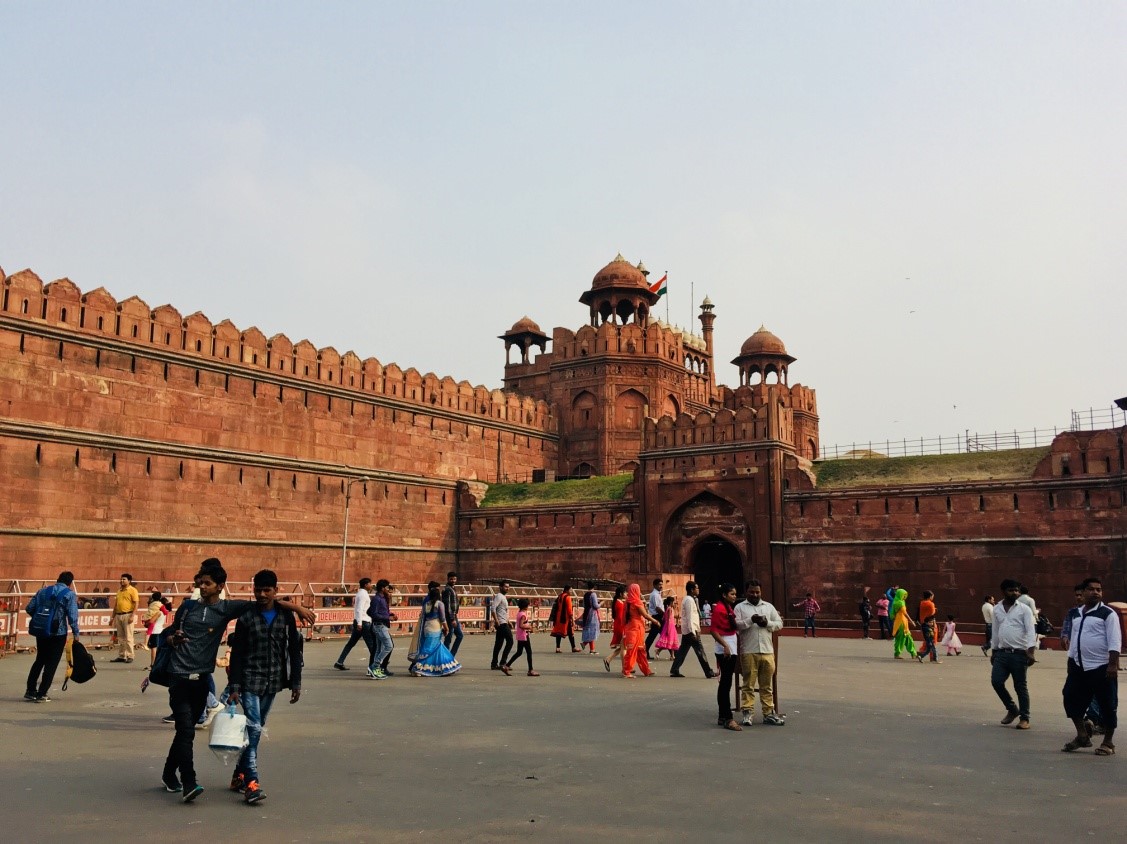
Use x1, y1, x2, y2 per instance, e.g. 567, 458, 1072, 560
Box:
1, 268, 553, 431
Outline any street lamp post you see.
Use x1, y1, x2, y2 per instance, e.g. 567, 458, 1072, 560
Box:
339, 476, 372, 586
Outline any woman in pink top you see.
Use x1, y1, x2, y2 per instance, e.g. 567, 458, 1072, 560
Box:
501, 599, 539, 676
875, 596, 892, 640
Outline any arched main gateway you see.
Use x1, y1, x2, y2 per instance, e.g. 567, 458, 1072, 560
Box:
690, 536, 744, 603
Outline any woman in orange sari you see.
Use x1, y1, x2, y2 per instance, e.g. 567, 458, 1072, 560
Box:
621, 584, 659, 678
551, 584, 579, 653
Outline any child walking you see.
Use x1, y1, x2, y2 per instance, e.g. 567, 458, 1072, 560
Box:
654, 595, 680, 658
502, 598, 539, 676
940, 614, 963, 656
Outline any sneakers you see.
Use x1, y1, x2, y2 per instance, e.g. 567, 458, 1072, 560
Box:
229, 772, 246, 793
741, 711, 754, 727
763, 712, 786, 726
162, 772, 182, 793
382, 670, 395, 677
23, 691, 36, 701
34, 694, 51, 703
370, 668, 388, 680
1000, 711, 1020, 725
182, 784, 204, 803
161, 714, 176, 724
244, 780, 266, 804
198, 703, 224, 728
333, 663, 349, 671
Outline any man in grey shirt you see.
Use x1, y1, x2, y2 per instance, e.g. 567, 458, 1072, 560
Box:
161, 558, 313, 803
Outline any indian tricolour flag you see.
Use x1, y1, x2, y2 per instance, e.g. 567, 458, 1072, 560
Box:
648, 273, 667, 297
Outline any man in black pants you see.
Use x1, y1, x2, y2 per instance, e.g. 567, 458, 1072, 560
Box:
490, 581, 513, 670
24, 571, 81, 702
670, 581, 716, 678
644, 578, 664, 658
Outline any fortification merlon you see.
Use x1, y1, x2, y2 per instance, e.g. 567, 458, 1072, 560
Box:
1033, 427, 1125, 479
548, 320, 708, 373
2, 268, 553, 430
642, 392, 797, 451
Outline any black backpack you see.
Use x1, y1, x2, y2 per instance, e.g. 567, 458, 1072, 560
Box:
62, 640, 97, 690
28, 585, 64, 637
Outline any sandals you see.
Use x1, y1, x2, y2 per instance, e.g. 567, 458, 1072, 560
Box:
721, 719, 743, 731
527, 671, 540, 677
1061, 736, 1093, 752
602, 658, 611, 673
1094, 744, 1115, 756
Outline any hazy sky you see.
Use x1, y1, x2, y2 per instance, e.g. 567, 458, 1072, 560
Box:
2, 3, 1124, 450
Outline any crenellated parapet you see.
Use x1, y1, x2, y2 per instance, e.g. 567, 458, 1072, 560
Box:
2, 268, 554, 430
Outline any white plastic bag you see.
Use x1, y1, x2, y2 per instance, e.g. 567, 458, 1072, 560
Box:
208, 703, 248, 766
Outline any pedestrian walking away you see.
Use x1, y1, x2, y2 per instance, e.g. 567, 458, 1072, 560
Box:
333, 578, 375, 671
989, 579, 1036, 731
670, 581, 716, 678
24, 571, 81, 703
226, 569, 304, 804
1060, 577, 1120, 756
550, 584, 578, 653
366, 579, 397, 679
580, 581, 601, 654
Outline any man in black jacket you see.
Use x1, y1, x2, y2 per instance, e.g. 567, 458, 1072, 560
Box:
227, 569, 304, 804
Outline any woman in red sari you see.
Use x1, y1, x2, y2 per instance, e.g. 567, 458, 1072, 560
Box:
603, 585, 627, 672
550, 584, 579, 653
621, 583, 659, 678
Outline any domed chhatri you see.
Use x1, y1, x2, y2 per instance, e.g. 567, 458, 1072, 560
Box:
739, 325, 790, 358
589, 253, 650, 293
509, 316, 543, 335
732, 325, 796, 386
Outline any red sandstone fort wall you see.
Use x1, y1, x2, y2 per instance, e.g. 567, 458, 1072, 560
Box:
0, 269, 557, 585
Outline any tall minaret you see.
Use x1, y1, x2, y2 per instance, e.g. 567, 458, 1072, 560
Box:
699, 296, 716, 396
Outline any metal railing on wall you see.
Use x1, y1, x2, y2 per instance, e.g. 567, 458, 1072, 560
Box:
819, 405, 1127, 461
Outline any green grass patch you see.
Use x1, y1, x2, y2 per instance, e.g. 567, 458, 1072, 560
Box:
813, 447, 1050, 489
480, 473, 633, 507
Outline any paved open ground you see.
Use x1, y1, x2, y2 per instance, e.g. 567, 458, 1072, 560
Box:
1, 633, 1123, 843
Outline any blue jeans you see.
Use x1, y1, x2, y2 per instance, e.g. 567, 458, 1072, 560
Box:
803, 616, 816, 636
444, 619, 464, 656
370, 624, 394, 671
235, 691, 276, 783
990, 649, 1030, 719
919, 621, 938, 661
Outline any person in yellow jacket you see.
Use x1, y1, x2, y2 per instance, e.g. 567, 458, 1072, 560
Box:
111, 573, 140, 663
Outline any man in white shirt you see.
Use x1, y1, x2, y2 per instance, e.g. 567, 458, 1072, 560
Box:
734, 580, 784, 726
333, 578, 375, 671
670, 582, 716, 679
490, 581, 513, 670
980, 595, 995, 655
990, 579, 1037, 729
644, 579, 664, 659
1061, 577, 1120, 755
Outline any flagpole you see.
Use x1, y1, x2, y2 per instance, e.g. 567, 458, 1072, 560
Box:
665, 271, 670, 323
690, 281, 694, 333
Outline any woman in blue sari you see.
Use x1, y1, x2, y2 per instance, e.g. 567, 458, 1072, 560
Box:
408, 581, 461, 677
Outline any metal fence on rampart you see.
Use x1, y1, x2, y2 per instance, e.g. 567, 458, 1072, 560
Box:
819, 405, 1126, 461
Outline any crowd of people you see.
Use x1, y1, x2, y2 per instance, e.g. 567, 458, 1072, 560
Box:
18, 564, 1122, 806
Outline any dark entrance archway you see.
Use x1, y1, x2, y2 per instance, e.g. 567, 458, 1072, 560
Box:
691, 537, 744, 603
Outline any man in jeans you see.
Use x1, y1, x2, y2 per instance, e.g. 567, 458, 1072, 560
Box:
161, 558, 313, 803
333, 577, 374, 670
980, 595, 995, 654
227, 569, 304, 803
990, 579, 1037, 730
793, 592, 821, 637
490, 581, 514, 670
442, 571, 464, 657
24, 571, 81, 702
670, 581, 716, 678
366, 579, 397, 679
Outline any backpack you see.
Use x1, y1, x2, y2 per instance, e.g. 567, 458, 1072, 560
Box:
1035, 613, 1053, 636
28, 585, 65, 637
62, 639, 97, 690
